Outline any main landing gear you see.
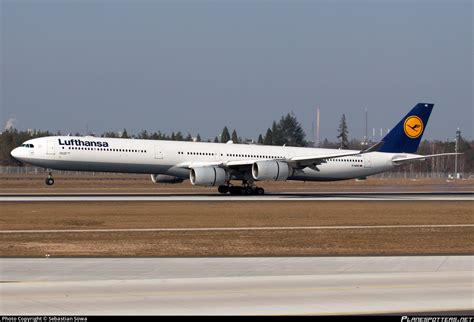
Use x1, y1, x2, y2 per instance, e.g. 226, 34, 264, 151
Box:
45, 172, 54, 186
218, 183, 265, 195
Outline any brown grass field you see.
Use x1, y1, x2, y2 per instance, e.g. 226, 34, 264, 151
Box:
1, 200, 472, 257
1, 174, 472, 257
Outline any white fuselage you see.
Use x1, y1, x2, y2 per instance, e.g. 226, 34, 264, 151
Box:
11, 136, 413, 181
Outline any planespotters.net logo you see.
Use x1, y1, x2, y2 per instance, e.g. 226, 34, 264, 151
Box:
402, 317, 473, 322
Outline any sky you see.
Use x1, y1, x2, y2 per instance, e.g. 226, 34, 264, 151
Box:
1, 0, 472, 142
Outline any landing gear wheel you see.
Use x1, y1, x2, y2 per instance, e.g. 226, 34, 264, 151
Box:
218, 185, 229, 194
45, 171, 54, 186
229, 186, 243, 195
255, 187, 265, 195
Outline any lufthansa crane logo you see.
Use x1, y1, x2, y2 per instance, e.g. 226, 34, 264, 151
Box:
404, 116, 424, 139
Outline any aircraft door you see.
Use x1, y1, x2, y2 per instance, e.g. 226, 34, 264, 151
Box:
47, 140, 55, 155
213, 149, 221, 161
154, 146, 163, 159
363, 155, 372, 168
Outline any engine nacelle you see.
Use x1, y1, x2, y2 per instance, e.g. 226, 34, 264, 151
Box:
150, 174, 184, 184
252, 160, 290, 181
190, 166, 229, 186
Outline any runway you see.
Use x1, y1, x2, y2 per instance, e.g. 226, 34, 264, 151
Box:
0, 191, 473, 201
1, 256, 472, 315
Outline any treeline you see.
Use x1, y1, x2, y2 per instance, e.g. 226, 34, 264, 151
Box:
99, 112, 308, 147
1, 112, 473, 174
103, 129, 203, 142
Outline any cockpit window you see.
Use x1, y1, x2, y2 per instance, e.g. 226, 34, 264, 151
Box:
20, 144, 34, 148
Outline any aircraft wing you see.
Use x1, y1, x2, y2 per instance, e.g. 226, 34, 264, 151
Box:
391, 153, 462, 165
176, 161, 224, 169
176, 141, 390, 170
178, 142, 387, 170
178, 159, 263, 170
288, 142, 384, 167
179, 152, 361, 170
288, 151, 360, 166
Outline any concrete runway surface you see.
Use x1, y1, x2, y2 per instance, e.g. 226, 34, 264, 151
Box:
1, 256, 472, 315
0, 191, 472, 202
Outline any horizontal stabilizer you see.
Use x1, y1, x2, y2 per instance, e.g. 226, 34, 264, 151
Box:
392, 153, 462, 165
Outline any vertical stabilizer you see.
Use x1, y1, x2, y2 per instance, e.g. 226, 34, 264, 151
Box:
378, 103, 433, 153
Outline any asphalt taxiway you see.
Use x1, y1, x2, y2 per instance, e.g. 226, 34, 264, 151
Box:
1, 256, 472, 315
0, 191, 472, 201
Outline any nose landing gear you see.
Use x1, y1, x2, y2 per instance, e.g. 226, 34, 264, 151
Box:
45, 172, 54, 186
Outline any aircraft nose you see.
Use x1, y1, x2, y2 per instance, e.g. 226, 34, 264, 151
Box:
11, 147, 21, 160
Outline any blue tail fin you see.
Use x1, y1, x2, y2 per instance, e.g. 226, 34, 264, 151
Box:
378, 103, 433, 153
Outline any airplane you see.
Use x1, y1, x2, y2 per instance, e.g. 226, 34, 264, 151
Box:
10, 103, 459, 195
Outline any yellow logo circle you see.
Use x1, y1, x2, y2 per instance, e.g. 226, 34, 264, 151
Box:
404, 116, 424, 139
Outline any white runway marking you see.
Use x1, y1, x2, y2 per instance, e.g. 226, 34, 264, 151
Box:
0, 192, 473, 201
1, 256, 472, 315
1, 224, 473, 234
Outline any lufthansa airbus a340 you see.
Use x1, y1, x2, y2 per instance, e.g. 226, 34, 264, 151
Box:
11, 103, 458, 195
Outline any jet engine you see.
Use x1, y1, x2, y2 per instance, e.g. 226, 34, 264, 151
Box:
190, 166, 229, 186
252, 160, 290, 181
150, 174, 184, 184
